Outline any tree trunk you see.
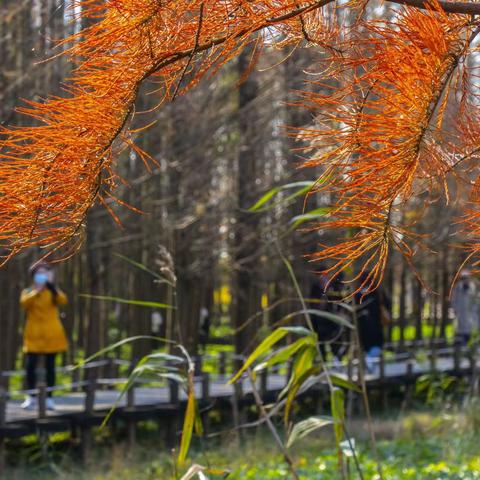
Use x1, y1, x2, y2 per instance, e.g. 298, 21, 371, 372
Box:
398, 264, 407, 348
234, 46, 262, 357
440, 247, 450, 339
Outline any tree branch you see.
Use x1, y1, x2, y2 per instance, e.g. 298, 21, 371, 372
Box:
149, 0, 480, 79
392, 0, 480, 14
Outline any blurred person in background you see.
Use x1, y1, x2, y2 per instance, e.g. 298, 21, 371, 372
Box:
355, 273, 391, 373
199, 307, 211, 352
20, 262, 68, 410
451, 269, 480, 346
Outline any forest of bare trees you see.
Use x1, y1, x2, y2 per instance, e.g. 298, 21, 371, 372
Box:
0, 0, 465, 376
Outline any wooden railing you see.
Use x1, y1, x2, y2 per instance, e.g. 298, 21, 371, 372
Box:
1, 342, 479, 472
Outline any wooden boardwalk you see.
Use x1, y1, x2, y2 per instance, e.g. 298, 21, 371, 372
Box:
4, 375, 283, 424
2, 343, 476, 426
0, 341, 478, 470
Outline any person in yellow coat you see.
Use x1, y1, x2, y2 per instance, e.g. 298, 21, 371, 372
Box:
20, 262, 68, 410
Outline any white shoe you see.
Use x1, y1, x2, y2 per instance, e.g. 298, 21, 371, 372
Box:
46, 398, 56, 411
332, 357, 343, 368
21, 395, 37, 410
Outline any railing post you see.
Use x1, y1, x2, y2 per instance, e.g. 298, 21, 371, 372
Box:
71, 366, 80, 392
231, 380, 244, 445
194, 356, 202, 377
201, 373, 211, 436
219, 352, 227, 376
429, 343, 437, 374
108, 357, 116, 381
0, 387, 6, 475
127, 380, 135, 408
378, 351, 387, 410
236, 374, 244, 399
379, 351, 385, 381
81, 378, 96, 465
37, 382, 49, 462
469, 344, 478, 396
260, 368, 268, 398
202, 373, 210, 402
406, 356, 414, 381
0, 388, 5, 426
169, 379, 179, 406
165, 377, 180, 447
126, 377, 136, 450
85, 378, 96, 414
0, 372, 9, 392
454, 341, 461, 374
38, 383, 47, 420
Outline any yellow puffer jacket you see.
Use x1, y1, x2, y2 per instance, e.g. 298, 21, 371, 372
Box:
20, 287, 68, 353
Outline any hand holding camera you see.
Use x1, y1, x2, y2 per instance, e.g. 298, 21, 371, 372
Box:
46, 281, 58, 296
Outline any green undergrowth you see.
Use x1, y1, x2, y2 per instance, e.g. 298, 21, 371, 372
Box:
390, 324, 454, 343
5, 409, 480, 480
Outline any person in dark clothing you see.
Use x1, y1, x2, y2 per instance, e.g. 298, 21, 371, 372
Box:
309, 270, 346, 360
199, 307, 211, 351
354, 273, 390, 371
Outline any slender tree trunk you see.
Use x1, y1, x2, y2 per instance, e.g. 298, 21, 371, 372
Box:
440, 247, 450, 339
414, 277, 423, 341
430, 258, 440, 346
85, 218, 106, 378
398, 264, 407, 349
234, 46, 262, 357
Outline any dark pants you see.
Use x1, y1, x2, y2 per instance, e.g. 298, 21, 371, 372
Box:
25, 353, 56, 397
456, 333, 471, 347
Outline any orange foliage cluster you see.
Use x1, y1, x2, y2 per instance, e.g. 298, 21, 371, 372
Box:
300, 2, 480, 290
1, 0, 480, 288
0, 0, 331, 260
